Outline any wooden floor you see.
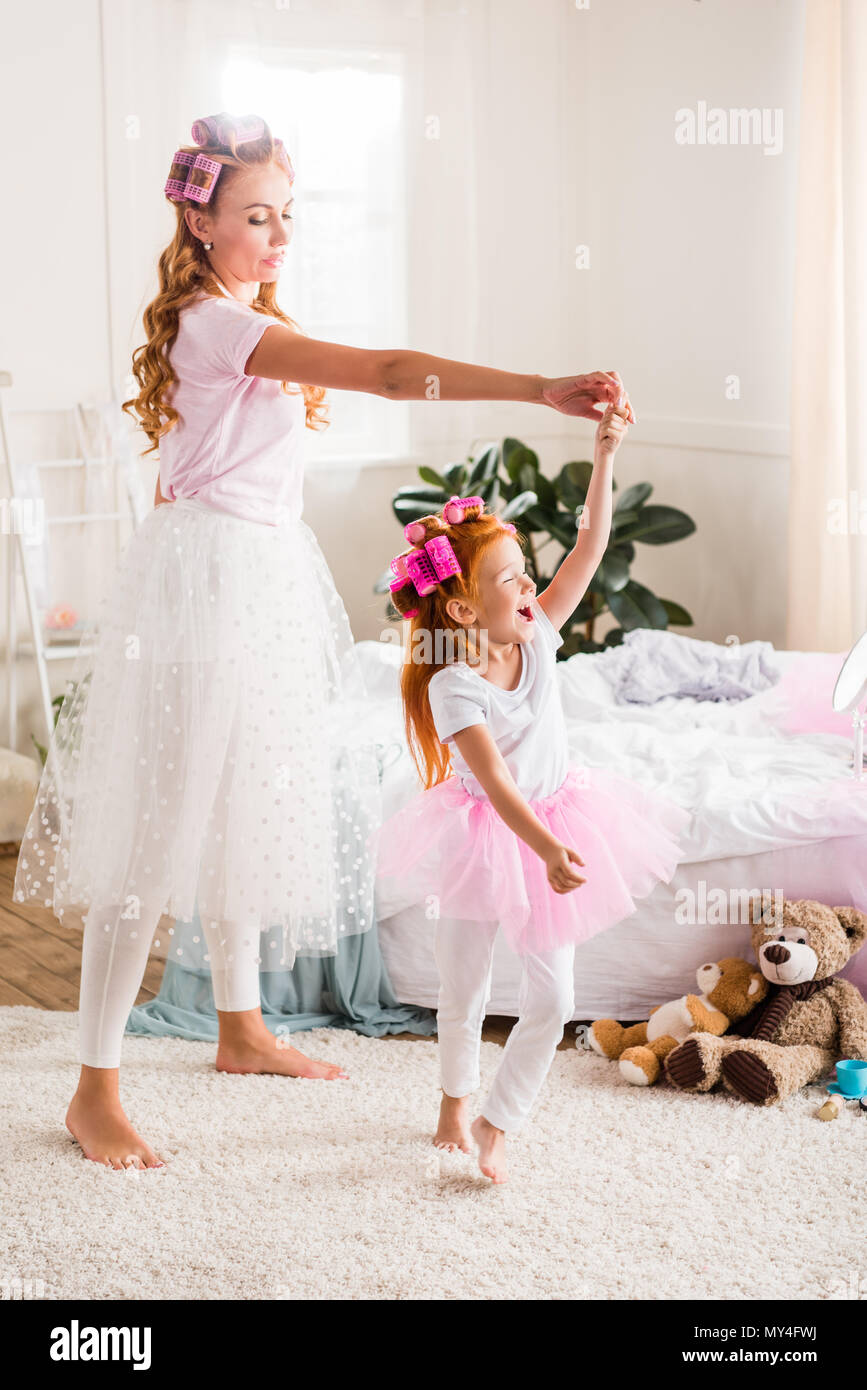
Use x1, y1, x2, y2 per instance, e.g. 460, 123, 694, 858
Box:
0, 843, 165, 1010
0, 842, 581, 1049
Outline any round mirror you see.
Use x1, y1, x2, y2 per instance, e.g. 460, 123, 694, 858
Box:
832, 631, 867, 712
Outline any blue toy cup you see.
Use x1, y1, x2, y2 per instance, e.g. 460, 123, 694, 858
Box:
835, 1059, 867, 1096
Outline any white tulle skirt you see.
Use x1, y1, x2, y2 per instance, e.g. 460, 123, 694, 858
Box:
13, 498, 382, 968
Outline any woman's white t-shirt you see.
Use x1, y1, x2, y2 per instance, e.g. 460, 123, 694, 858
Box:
426, 594, 570, 801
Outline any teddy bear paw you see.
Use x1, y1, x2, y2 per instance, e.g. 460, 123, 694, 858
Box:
619, 1046, 660, 1086
721, 1048, 778, 1104
587, 1020, 624, 1060
664, 1037, 707, 1090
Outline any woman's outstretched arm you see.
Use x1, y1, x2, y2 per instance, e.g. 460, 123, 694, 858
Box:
243, 326, 633, 423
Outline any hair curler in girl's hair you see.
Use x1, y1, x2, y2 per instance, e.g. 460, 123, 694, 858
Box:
442, 494, 485, 525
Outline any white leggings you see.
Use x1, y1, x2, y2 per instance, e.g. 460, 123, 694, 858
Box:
78, 895, 262, 1069
434, 916, 576, 1134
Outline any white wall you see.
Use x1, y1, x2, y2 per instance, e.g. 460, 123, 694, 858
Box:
0, 0, 805, 756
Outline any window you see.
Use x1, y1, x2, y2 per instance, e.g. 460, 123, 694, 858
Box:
223, 50, 409, 465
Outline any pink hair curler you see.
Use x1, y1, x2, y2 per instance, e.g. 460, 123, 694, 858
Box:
404, 547, 439, 596
443, 494, 485, 525
425, 534, 462, 582
165, 150, 222, 204
404, 519, 427, 544
167, 115, 295, 205
387, 533, 462, 606
191, 113, 266, 147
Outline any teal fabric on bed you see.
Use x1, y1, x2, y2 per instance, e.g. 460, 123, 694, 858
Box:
126, 910, 436, 1042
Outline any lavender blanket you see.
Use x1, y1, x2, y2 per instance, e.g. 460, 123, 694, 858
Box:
597, 628, 781, 704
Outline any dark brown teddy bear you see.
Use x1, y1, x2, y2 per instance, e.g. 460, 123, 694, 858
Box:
664, 898, 867, 1105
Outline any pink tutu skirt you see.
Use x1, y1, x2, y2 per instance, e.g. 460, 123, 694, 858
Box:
369, 763, 692, 956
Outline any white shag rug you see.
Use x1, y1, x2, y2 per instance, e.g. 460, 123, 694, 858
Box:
1, 1006, 862, 1301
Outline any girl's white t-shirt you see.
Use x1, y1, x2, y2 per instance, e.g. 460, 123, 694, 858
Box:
426, 595, 570, 801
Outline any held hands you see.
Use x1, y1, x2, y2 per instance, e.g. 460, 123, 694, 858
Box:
595, 399, 630, 459
545, 841, 586, 894
541, 369, 635, 425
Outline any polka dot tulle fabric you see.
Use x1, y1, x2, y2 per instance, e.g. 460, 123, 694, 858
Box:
14, 498, 382, 969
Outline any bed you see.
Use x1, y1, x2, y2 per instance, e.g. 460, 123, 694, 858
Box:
353, 634, 867, 1019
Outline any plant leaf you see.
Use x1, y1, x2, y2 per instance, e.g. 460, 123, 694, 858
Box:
469, 444, 500, 485
534, 473, 557, 509
418, 465, 447, 488
501, 490, 538, 520
556, 460, 592, 506
518, 462, 538, 492
393, 499, 438, 524
393, 484, 445, 503
610, 540, 636, 563
443, 462, 468, 489
614, 505, 696, 546
479, 475, 501, 509
606, 579, 670, 631
614, 481, 653, 513
659, 598, 694, 626
593, 550, 631, 593
503, 439, 539, 484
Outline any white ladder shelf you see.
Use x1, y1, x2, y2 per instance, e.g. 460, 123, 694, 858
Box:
0, 371, 144, 751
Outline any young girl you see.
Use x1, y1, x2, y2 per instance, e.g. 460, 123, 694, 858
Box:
373, 404, 692, 1184
14, 109, 633, 1171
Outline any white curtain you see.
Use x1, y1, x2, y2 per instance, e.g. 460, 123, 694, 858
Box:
101, 0, 486, 458
788, 0, 867, 651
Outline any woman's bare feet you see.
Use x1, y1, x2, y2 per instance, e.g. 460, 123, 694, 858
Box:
470, 1114, 508, 1183
434, 1092, 473, 1153
215, 1010, 348, 1079
66, 1069, 165, 1170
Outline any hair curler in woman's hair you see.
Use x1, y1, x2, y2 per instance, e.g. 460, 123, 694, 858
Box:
191, 112, 266, 147
165, 113, 295, 205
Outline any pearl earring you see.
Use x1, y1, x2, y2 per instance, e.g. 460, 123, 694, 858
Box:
203, 241, 213, 251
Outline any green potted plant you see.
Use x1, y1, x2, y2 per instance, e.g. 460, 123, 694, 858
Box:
375, 437, 696, 656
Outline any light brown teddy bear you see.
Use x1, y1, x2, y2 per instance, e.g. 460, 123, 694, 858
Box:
588, 957, 768, 1085
665, 898, 867, 1105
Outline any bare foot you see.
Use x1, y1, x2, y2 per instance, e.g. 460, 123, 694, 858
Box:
433, 1093, 473, 1154
215, 1033, 349, 1080
470, 1114, 508, 1183
65, 1091, 165, 1171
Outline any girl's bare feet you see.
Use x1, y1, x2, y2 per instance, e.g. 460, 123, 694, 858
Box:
470, 1114, 508, 1183
215, 1010, 348, 1079
66, 1069, 165, 1170
434, 1092, 473, 1153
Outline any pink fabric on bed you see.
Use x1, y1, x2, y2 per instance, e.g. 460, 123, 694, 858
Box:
763, 651, 853, 735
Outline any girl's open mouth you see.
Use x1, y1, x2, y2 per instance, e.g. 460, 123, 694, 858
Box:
517, 605, 534, 622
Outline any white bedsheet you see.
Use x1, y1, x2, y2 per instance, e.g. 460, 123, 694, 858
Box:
353, 637, 867, 1015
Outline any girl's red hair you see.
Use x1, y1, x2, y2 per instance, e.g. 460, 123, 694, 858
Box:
390, 503, 525, 789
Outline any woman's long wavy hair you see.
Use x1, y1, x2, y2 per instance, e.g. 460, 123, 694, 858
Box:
122, 121, 328, 457
390, 503, 525, 790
